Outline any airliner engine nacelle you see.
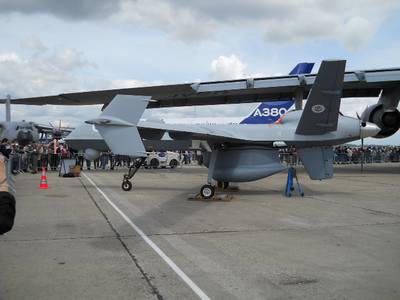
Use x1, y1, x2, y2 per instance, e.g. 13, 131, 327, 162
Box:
361, 104, 400, 138
84, 148, 101, 161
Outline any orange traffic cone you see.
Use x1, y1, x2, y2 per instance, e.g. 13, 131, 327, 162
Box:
39, 166, 49, 189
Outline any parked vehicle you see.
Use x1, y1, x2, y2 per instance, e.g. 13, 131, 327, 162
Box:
144, 151, 180, 169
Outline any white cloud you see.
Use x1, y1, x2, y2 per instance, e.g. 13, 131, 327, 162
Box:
51, 48, 91, 71
0, 104, 101, 128
0, 46, 99, 98
0, 52, 20, 63
21, 36, 47, 53
114, 0, 218, 42
339, 17, 376, 51
0, 40, 163, 126
210, 54, 248, 80
2, 1, 399, 50
110, 0, 400, 50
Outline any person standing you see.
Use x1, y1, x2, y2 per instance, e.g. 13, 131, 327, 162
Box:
48, 139, 59, 171
0, 138, 12, 159
30, 142, 39, 173
39, 144, 49, 170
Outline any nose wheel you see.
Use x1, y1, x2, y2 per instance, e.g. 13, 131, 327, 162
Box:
200, 184, 215, 199
122, 180, 132, 191
121, 157, 145, 191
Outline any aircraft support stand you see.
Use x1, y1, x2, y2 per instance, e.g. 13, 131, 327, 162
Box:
285, 167, 304, 197
121, 157, 146, 191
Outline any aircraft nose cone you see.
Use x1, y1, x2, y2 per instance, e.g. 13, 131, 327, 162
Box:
17, 131, 33, 145
360, 122, 381, 138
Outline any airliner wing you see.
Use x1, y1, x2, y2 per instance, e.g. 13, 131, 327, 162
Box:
3, 66, 400, 108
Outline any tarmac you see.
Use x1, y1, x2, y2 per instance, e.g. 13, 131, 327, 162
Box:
1, 163, 400, 300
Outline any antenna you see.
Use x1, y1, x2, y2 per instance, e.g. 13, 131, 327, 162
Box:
6, 94, 11, 122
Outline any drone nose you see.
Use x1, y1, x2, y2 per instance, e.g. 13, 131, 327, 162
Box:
360, 122, 381, 138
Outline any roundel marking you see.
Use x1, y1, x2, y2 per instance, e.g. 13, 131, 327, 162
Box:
311, 104, 326, 114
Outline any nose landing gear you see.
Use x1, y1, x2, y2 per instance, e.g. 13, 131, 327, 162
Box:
121, 180, 133, 191
121, 157, 146, 191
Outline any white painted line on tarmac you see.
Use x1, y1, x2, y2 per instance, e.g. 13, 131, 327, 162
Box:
82, 172, 211, 300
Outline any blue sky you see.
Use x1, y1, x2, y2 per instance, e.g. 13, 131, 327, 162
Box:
0, 0, 399, 144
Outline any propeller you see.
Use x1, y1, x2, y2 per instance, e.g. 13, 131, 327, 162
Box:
48, 120, 71, 140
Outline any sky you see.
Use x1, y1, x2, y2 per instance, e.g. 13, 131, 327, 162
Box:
0, 0, 400, 144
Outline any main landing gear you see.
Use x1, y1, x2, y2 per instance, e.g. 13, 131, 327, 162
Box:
121, 157, 146, 191
200, 182, 230, 199
199, 150, 218, 199
200, 184, 215, 199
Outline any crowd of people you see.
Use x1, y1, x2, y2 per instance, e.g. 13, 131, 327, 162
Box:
279, 145, 400, 165
333, 145, 400, 164
0, 137, 399, 174
0, 138, 73, 174
0, 138, 200, 174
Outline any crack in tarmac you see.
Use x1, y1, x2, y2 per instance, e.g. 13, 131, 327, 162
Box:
79, 177, 165, 300
4, 221, 399, 243
306, 195, 400, 218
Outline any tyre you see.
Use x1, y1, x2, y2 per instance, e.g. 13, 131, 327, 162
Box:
150, 158, 159, 169
121, 181, 132, 191
200, 185, 215, 199
169, 159, 178, 169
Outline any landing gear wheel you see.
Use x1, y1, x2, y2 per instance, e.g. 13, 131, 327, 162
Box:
200, 184, 215, 199
121, 180, 132, 191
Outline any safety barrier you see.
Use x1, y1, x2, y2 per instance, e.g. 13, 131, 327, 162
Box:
279, 151, 400, 166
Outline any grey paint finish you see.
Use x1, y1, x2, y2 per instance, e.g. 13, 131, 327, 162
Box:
297, 147, 334, 180
296, 60, 345, 135
87, 95, 150, 157
65, 123, 192, 152
204, 146, 285, 182
139, 112, 367, 146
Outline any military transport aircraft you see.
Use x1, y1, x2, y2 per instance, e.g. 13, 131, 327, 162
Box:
4, 60, 400, 198
0, 98, 73, 145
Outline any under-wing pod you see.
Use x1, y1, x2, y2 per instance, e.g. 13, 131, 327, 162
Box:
202, 146, 285, 182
